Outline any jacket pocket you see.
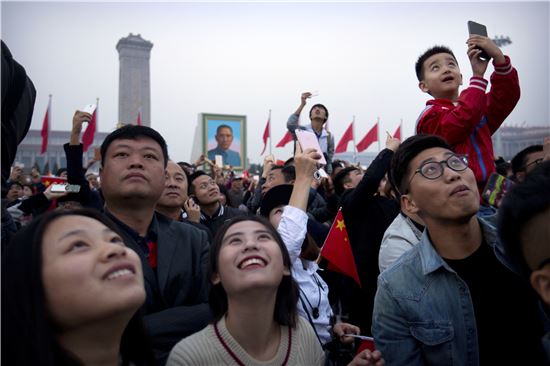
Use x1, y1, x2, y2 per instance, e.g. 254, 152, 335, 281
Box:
410, 321, 455, 365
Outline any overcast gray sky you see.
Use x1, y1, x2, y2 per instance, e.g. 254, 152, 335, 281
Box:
2, 1, 549, 164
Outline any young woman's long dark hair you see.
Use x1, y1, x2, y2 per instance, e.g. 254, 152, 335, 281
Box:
208, 215, 299, 327
1, 208, 156, 366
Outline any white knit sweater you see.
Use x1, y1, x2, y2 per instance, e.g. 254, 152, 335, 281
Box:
167, 315, 325, 366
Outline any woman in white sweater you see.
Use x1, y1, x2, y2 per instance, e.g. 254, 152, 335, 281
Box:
167, 215, 325, 366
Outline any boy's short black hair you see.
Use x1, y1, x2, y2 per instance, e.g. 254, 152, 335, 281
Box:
309, 103, 329, 123
333, 166, 360, 196
415, 45, 458, 81
100, 125, 169, 168
511, 145, 543, 175
498, 160, 550, 277
389, 134, 452, 196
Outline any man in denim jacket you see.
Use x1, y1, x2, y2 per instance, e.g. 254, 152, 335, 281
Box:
372, 134, 545, 365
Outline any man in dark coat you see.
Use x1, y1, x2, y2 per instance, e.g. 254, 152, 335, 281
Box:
99, 125, 211, 365
337, 135, 400, 336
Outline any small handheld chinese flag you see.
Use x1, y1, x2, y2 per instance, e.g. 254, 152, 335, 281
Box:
321, 209, 361, 287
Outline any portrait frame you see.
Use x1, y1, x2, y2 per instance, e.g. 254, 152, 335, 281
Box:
201, 113, 247, 170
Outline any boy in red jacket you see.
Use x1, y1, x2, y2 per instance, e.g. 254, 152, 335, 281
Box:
415, 36, 520, 204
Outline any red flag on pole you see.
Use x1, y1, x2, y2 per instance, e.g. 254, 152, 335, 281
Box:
356, 122, 378, 152
320, 209, 361, 288
335, 121, 354, 153
82, 101, 97, 152
260, 116, 270, 155
40, 96, 51, 154
136, 111, 141, 126
393, 123, 401, 141
275, 131, 294, 148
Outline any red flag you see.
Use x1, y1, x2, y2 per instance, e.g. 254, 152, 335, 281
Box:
321, 210, 361, 288
82, 104, 97, 152
393, 123, 401, 141
356, 123, 378, 152
40, 97, 51, 154
260, 115, 270, 155
335, 121, 354, 153
275, 131, 294, 148
136, 111, 141, 126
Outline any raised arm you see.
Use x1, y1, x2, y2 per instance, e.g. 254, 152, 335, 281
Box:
287, 92, 312, 133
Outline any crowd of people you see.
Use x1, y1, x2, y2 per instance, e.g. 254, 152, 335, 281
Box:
1, 33, 549, 366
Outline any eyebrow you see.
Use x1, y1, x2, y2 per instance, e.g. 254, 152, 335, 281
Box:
418, 152, 454, 166
112, 144, 160, 153
58, 228, 114, 241
222, 229, 273, 243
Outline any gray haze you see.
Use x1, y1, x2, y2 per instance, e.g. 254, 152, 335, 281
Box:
2, 1, 549, 164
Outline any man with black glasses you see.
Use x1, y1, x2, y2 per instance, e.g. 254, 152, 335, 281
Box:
372, 134, 545, 365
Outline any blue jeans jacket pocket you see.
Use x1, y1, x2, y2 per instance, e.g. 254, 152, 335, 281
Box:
410, 321, 455, 364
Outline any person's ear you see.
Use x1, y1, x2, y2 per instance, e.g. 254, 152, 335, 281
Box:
459, 73, 463, 86
211, 272, 221, 285
530, 269, 550, 305
419, 81, 430, 94
283, 266, 291, 276
401, 193, 420, 215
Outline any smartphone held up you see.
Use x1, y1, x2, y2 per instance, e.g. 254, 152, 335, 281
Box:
467, 20, 491, 61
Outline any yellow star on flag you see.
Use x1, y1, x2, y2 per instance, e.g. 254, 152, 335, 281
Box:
336, 219, 346, 231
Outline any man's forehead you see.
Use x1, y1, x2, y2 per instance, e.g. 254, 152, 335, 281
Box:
411, 147, 453, 166
108, 137, 162, 151
217, 128, 232, 135
426, 53, 456, 66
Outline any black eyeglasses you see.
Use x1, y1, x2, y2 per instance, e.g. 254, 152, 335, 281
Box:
524, 158, 543, 170
406, 154, 469, 192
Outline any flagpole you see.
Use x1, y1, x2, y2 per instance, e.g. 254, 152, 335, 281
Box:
352, 115, 357, 164
377, 116, 381, 152
268, 109, 272, 155
45, 94, 52, 167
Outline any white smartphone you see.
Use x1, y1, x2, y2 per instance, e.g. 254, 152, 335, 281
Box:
295, 129, 327, 165
215, 154, 223, 168
51, 184, 81, 193
82, 104, 96, 114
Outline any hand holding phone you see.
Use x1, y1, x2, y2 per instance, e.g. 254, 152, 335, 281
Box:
467, 21, 491, 61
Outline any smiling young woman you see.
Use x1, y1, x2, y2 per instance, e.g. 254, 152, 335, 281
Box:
1, 209, 156, 366
167, 216, 325, 365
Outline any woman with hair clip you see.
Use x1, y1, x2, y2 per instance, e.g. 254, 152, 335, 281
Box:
1, 209, 156, 366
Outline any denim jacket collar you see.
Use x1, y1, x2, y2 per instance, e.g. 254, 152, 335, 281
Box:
418, 218, 507, 276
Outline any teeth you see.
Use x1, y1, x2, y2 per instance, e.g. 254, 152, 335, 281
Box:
240, 258, 265, 269
107, 269, 132, 280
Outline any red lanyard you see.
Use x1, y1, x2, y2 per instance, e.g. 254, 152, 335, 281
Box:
213, 322, 292, 366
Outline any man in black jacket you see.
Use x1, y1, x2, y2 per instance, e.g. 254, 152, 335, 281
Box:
337, 135, 400, 336
99, 125, 211, 365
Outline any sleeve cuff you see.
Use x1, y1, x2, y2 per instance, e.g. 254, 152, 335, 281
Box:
493, 55, 512, 75
469, 77, 488, 92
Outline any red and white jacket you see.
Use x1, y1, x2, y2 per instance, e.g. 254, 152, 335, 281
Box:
416, 56, 520, 192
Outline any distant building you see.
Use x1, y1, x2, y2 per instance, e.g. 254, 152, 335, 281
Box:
14, 130, 110, 172
116, 33, 153, 127
493, 125, 549, 160
333, 151, 378, 168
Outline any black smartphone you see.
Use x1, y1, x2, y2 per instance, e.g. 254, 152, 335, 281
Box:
467, 20, 491, 61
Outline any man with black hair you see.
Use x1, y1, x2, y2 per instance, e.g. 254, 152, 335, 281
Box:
188, 170, 245, 237
99, 125, 211, 365
510, 144, 544, 183
498, 160, 550, 362
287, 92, 334, 173
372, 134, 545, 365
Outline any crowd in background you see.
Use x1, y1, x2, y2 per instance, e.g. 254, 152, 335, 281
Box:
2, 32, 550, 366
